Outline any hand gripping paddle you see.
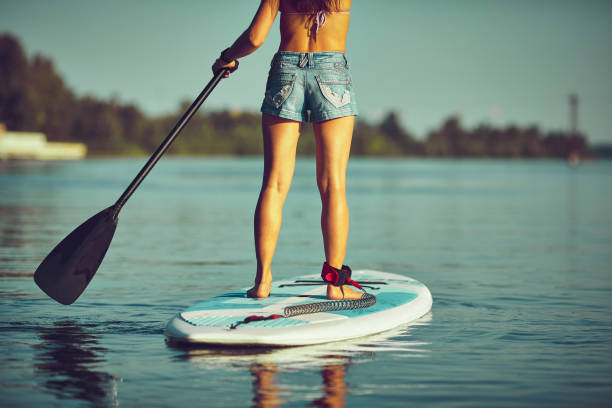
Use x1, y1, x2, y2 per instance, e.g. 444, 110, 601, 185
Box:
34, 69, 228, 305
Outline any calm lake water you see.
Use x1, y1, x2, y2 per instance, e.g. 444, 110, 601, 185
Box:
1, 157, 611, 407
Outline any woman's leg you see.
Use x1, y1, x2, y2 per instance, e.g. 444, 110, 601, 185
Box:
313, 115, 361, 300
248, 113, 301, 298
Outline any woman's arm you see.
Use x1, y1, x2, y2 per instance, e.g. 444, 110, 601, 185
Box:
212, 0, 279, 76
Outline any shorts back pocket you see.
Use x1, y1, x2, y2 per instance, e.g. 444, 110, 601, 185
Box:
265, 72, 297, 109
315, 72, 352, 108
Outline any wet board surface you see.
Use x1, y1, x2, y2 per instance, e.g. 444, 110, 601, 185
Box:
165, 270, 432, 347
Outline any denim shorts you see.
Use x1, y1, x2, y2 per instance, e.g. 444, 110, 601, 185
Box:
260, 51, 358, 122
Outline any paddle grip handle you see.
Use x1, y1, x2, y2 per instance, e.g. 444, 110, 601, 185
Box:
112, 69, 228, 219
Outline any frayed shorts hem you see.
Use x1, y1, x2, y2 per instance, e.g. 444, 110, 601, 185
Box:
260, 107, 358, 123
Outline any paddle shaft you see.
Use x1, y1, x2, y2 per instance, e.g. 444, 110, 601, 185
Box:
112, 69, 227, 219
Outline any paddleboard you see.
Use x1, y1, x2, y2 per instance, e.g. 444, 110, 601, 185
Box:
165, 270, 432, 347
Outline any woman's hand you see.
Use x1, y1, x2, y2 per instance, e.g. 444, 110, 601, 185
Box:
212, 49, 239, 78
212, 58, 239, 78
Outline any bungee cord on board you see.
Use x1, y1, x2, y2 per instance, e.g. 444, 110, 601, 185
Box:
228, 293, 377, 330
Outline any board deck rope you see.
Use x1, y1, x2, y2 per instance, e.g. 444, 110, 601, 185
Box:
229, 293, 376, 329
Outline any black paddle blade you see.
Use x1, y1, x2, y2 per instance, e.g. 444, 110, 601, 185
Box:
34, 206, 118, 305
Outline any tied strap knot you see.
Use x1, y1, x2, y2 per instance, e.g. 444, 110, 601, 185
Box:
314, 10, 327, 33
321, 262, 363, 290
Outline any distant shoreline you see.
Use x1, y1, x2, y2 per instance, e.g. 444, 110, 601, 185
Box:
1, 33, 597, 160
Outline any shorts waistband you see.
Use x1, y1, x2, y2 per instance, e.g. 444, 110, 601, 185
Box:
272, 51, 349, 68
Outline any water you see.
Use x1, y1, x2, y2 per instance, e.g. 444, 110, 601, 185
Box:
1, 157, 611, 407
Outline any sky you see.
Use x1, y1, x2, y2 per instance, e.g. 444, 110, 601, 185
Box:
1, 0, 611, 144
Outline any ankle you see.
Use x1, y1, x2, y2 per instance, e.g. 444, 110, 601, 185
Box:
255, 270, 272, 283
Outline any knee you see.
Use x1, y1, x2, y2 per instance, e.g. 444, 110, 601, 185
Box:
262, 176, 292, 197
317, 175, 346, 200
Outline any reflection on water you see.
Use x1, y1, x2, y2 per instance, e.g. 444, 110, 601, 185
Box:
311, 361, 349, 408
169, 316, 431, 408
250, 363, 285, 408
34, 320, 120, 407
248, 361, 349, 408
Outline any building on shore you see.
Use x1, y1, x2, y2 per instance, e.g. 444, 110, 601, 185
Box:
0, 124, 86, 160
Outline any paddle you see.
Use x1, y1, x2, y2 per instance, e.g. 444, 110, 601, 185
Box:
34, 69, 228, 305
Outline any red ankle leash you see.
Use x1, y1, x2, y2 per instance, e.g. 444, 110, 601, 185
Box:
321, 262, 363, 290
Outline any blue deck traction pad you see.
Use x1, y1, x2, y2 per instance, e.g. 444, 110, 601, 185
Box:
181, 291, 418, 328
181, 314, 309, 328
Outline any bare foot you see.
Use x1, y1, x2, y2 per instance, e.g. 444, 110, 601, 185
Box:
327, 284, 364, 300
247, 278, 272, 298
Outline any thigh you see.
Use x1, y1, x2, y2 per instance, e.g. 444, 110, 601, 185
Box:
261, 113, 302, 190
314, 115, 354, 190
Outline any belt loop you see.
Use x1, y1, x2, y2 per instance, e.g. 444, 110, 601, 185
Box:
343, 54, 350, 69
308, 52, 314, 68
298, 53, 307, 68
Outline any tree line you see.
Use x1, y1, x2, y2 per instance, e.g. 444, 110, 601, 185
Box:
1, 33, 589, 158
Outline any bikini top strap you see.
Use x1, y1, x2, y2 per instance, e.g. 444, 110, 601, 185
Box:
283, 9, 350, 34
282, 10, 351, 15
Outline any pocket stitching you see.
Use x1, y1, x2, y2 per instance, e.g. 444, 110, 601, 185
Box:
265, 74, 296, 109
315, 74, 351, 108
316, 69, 351, 85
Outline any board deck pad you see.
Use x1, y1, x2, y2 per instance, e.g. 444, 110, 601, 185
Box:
165, 270, 432, 346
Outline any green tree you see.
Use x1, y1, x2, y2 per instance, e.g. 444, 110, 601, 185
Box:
379, 111, 422, 155
0, 34, 32, 130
